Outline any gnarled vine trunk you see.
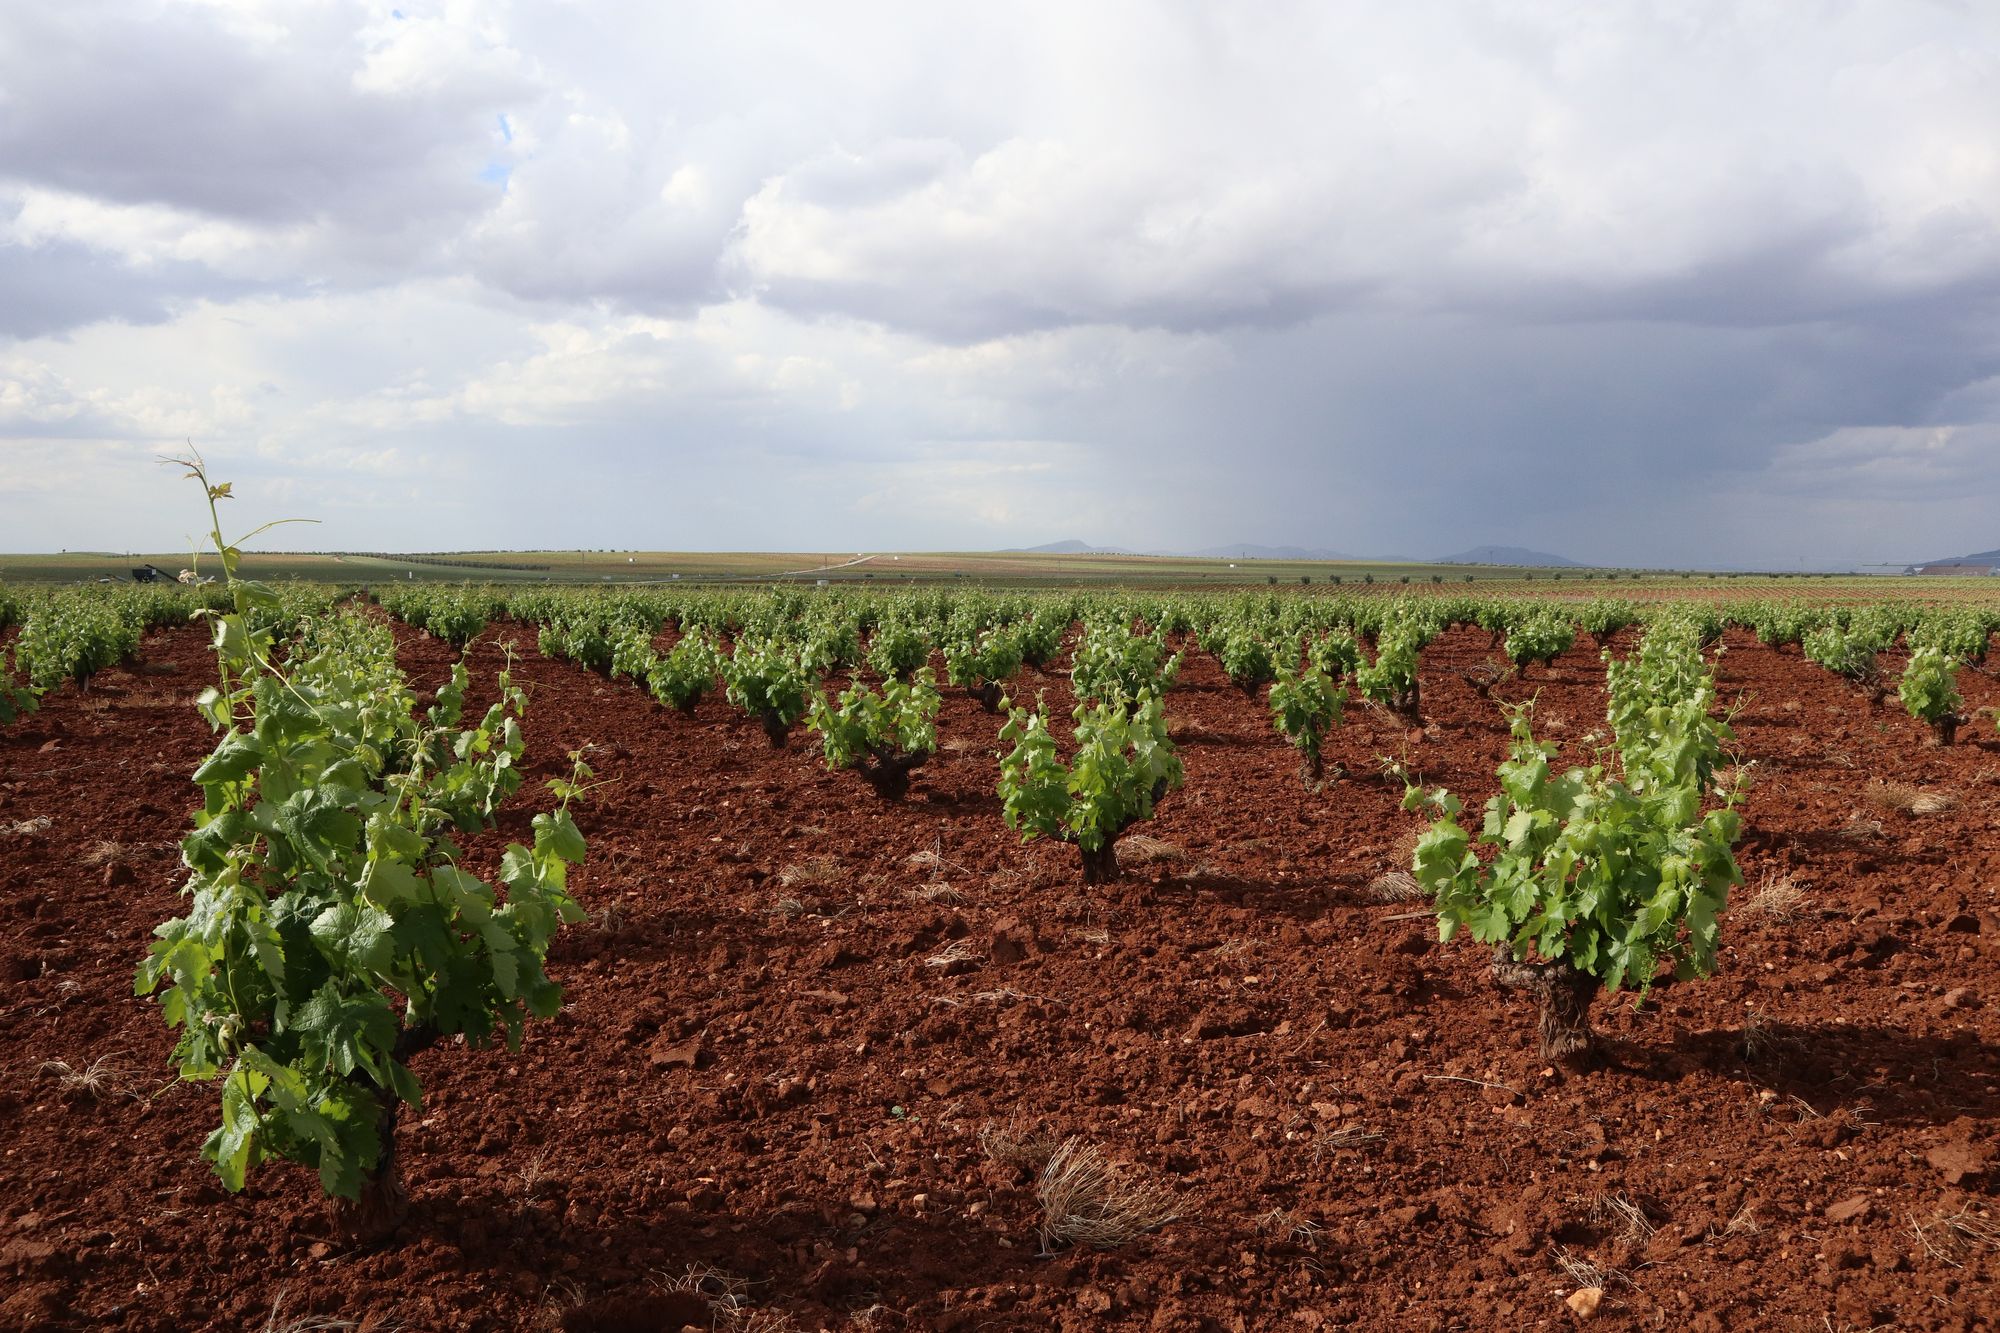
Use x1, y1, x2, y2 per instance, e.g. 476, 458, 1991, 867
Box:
328, 1024, 438, 1244
970, 680, 1005, 713
1072, 778, 1172, 885
759, 709, 791, 747
1079, 841, 1121, 885
1489, 947, 1599, 1068
855, 746, 929, 800
1388, 680, 1423, 727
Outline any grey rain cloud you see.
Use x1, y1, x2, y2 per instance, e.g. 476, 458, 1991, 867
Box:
0, 237, 230, 339
1, 1, 1997, 567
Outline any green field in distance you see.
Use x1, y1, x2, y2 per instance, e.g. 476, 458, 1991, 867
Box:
3, 547, 1993, 600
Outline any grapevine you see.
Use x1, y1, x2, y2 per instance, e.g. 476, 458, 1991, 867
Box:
1897, 646, 1964, 745
722, 635, 813, 745
997, 692, 1184, 884
1269, 655, 1346, 788
137, 458, 591, 1233
808, 667, 942, 798
1408, 634, 1744, 1067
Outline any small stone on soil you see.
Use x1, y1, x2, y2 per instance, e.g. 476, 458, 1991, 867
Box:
1565, 1287, 1604, 1318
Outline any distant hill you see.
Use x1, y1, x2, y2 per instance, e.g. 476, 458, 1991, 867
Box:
1184, 543, 1362, 562
1910, 547, 2000, 571
1432, 545, 1583, 568
1009, 539, 1130, 555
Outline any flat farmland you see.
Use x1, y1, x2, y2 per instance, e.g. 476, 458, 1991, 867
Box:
13, 547, 1999, 596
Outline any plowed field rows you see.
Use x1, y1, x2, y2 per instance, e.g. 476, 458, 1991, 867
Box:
2, 621, 1996, 1331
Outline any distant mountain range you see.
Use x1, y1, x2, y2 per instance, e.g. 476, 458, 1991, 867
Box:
1432, 545, 1583, 568
1186, 543, 1365, 562
1010, 539, 1584, 567
1013, 539, 1132, 555
1911, 547, 2000, 570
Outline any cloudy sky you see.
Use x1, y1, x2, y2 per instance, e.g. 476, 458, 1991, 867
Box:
2, 1, 1997, 567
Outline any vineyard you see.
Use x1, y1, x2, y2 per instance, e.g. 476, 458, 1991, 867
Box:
3, 533, 1999, 1328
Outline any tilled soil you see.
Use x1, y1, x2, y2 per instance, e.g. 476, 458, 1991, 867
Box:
1, 621, 1996, 1332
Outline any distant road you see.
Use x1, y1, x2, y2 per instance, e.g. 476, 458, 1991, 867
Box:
775, 554, 876, 578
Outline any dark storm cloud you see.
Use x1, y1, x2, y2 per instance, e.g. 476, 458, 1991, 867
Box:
0, 4, 522, 229
2, 2, 1998, 565
0, 237, 239, 339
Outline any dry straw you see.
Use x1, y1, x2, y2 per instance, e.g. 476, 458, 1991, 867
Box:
1035, 1137, 1183, 1251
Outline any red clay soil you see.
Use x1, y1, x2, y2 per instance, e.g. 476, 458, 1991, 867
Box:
1, 621, 1997, 1332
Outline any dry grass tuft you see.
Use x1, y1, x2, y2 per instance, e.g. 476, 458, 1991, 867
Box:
1744, 871, 1806, 924
1310, 1125, 1384, 1158
3, 816, 52, 837
905, 842, 968, 876
1863, 780, 1919, 814
978, 1121, 1062, 1172
1739, 1008, 1785, 1063
1119, 834, 1184, 865
1838, 815, 1885, 842
968, 987, 1064, 1008
1365, 870, 1426, 904
39, 1056, 143, 1102
1722, 1203, 1760, 1236
81, 839, 132, 867
1552, 1245, 1631, 1291
902, 880, 966, 906
259, 1287, 361, 1333
1909, 1205, 2000, 1267
1865, 780, 1957, 816
1053, 893, 1115, 927
1930, 1205, 2000, 1251
1590, 1192, 1660, 1244
1035, 1137, 1183, 1252
1254, 1207, 1325, 1248
515, 1146, 559, 1199
729, 1316, 801, 1333
652, 1264, 801, 1330
529, 1278, 586, 1333
778, 856, 845, 890
924, 939, 982, 970
656, 1262, 749, 1306
262, 1314, 360, 1333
